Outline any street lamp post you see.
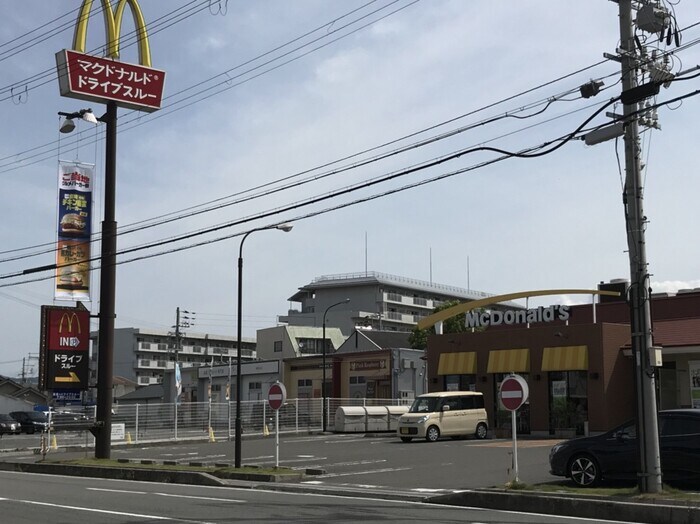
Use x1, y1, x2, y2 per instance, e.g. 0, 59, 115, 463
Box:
322, 298, 350, 433
235, 223, 292, 468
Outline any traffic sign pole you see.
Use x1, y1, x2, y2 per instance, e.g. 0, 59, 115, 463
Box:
499, 374, 529, 485
512, 409, 518, 483
267, 382, 286, 468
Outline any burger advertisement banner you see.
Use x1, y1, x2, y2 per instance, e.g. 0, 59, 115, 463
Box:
55, 162, 93, 301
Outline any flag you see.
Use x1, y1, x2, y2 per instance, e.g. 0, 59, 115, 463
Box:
175, 363, 182, 398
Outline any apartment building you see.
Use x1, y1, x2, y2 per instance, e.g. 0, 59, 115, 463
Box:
279, 271, 521, 335
89, 328, 256, 387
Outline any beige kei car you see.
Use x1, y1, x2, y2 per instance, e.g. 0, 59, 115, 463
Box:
397, 391, 489, 442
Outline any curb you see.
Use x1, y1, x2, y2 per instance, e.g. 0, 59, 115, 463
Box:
426, 489, 700, 524
0, 460, 303, 485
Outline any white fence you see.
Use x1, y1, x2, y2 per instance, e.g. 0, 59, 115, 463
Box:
12, 398, 411, 449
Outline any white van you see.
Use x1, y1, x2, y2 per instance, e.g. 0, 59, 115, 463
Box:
397, 391, 489, 442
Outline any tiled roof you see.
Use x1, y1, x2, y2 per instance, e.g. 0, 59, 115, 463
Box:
652, 318, 700, 347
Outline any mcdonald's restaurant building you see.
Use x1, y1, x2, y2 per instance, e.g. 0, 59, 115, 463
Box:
425, 283, 700, 437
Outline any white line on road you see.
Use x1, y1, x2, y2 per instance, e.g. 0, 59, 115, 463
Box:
318, 467, 412, 478
87, 487, 244, 502
0, 498, 217, 523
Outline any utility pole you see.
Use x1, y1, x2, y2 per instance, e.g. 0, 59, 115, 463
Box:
617, 0, 662, 494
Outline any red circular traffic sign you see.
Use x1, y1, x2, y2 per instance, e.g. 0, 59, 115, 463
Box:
499, 374, 529, 411
268, 382, 287, 411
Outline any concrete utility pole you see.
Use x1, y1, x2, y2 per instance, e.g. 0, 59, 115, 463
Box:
617, 0, 662, 494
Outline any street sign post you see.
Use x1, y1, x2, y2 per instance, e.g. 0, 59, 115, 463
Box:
267, 382, 286, 467
499, 374, 529, 483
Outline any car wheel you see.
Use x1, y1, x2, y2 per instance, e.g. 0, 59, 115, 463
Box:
425, 425, 440, 442
568, 454, 601, 487
400, 437, 413, 443
475, 423, 488, 440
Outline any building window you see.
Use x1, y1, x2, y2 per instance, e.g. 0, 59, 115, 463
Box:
249, 382, 262, 390
298, 379, 312, 387
274, 341, 282, 352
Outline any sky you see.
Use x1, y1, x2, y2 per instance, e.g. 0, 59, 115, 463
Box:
1, 0, 700, 379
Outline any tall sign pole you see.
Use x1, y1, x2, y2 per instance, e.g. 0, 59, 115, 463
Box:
617, 0, 662, 493
56, 0, 165, 460
95, 100, 117, 459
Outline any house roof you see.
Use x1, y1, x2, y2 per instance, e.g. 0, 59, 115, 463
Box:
336, 330, 412, 354
117, 384, 164, 401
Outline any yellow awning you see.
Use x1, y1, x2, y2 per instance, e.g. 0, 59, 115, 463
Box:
437, 352, 477, 375
541, 345, 588, 371
487, 348, 530, 373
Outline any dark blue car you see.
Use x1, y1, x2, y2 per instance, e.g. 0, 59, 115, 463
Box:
549, 409, 700, 487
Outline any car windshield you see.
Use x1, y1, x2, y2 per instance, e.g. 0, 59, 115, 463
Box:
27, 412, 47, 421
0, 414, 14, 422
409, 397, 439, 413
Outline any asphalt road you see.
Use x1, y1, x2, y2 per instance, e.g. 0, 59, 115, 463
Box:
35, 432, 564, 493
0, 470, 634, 523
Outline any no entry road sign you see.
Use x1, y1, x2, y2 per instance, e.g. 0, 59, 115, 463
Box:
499, 374, 529, 411
268, 382, 287, 411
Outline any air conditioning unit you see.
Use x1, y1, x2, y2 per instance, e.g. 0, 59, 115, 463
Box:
401, 359, 415, 370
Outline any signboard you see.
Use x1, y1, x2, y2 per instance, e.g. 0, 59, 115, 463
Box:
55, 162, 93, 301
52, 390, 82, 402
39, 305, 91, 390
56, 49, 165, 112
55, 0, 165, 112
499, 374, 529, 411
267, 382, 287, 411
111, 423, 125, 440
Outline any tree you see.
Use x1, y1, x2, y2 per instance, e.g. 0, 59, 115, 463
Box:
409, 300, 471, 350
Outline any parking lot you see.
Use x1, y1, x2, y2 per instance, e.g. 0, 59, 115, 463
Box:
7, 432, 563, 493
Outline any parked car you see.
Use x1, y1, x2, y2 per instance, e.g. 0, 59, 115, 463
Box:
9, 411, 49, 434
397, 391, 489, 442
50, 411, 91, 430
0, 414, 21, 435
549, 409, 700, 487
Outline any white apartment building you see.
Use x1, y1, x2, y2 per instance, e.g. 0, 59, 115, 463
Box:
279, 271, 521, 335
89, 328, 256, 387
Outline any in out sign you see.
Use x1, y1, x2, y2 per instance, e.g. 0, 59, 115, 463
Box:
499, 374, 529, 411
268, 382, 287, 411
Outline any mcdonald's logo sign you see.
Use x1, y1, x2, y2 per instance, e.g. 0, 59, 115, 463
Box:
59, 312, 82, 335
55, 0, 165, 112
47, 308, 90, 351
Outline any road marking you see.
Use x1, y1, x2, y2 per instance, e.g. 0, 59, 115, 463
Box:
87, 487, 244, 502
0, 498, 217, 523
318, 467, 412, 478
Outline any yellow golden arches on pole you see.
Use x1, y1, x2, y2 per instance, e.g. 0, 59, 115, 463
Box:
416, 289, 621, 330
72, 0, 152, 67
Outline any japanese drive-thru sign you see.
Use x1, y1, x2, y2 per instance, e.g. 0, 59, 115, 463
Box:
56, 50, 165, 112
39, 305, 91, 390
55, 0, 165, 112
268, 382, 287, 411
499, 374, 529, 411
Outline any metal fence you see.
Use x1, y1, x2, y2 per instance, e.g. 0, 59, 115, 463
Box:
17, 397, 412, 449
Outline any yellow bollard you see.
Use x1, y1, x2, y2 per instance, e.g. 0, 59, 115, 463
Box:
208, 426, 216, 442
263, 423, 270, 437
50, 434, 58, 450
126, 432, 132, 444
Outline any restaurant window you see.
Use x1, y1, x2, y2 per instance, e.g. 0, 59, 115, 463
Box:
444, 374, 476, 391
549, 370, 588, 436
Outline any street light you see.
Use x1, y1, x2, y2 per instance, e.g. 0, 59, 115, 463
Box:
322, 298, 350, 432
235, 223, 293, 468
